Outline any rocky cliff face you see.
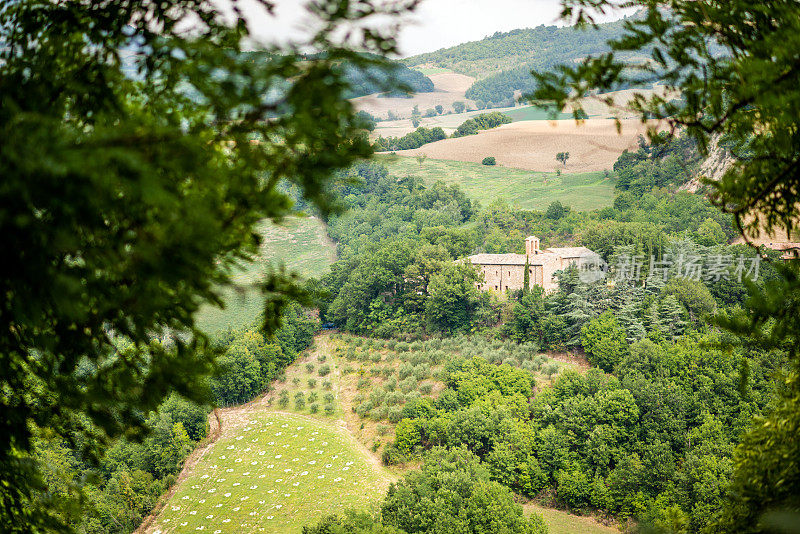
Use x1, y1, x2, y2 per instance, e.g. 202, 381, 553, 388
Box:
680, 134, 736, 192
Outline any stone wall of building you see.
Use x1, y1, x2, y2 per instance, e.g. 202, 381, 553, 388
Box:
477, 264, 544, 295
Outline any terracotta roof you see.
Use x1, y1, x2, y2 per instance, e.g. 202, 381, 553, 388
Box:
543, 246, 595, 257
466, 253, 558, 266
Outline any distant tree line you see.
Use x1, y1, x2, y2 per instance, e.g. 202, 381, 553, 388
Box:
342, 55, 435, 98
373, 112, 512, 152
452, 111, 513, 137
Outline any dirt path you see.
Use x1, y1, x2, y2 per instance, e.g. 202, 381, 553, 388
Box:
136, 334, 394, 533
135, 410, 223, 534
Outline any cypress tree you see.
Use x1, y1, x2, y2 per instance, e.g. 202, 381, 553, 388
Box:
523, 256, 531, 295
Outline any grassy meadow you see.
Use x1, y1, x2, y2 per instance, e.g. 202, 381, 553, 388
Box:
195, 217, 336, 334
153, 412, 390, 534
379, 155, 615, 211
525, 504, 620, 534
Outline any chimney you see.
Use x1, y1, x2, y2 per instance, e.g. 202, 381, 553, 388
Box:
525, 236, 540, 256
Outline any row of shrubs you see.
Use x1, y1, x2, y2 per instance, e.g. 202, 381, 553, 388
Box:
277, 389, 336, 415
354, 391, 433, 423
372, 112, 512, 152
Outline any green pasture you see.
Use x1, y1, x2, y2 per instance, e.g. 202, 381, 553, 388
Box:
525, 504, 620, 534
195, 217, 336, 334
504, 106, 577, 122
154, 412, 389, 534
379, 155, 615, 211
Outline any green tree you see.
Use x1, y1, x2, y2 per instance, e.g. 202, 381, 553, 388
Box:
381, 447, 548, 534
695, 218, 727, 246
453, 101, 466, 113
556, 151, 570, 167
545, 200, 569, 220
509, 287, 546, 343
424, 263, 482, 334
435, 104, 444, 115
0, 0, 417, 528
581, 311, 629, 372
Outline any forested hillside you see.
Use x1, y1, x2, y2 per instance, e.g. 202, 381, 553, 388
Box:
404, 20, 636, 106
317, 147, 739, 340
305, 141, 787, 531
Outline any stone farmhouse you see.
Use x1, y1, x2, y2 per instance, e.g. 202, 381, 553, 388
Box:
466, 236, 595, 294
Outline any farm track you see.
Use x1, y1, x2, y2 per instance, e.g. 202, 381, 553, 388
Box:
137, 334, 394, 534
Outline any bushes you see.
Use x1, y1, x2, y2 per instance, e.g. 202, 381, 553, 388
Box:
278, 390, 289, 408
453, 113, 511, 138
482, 156, 496, 165
398, 362, 414, 380
580, 311, 629, 372
386, 391, 405, 406
370, 405, 389, 421
388, 406, 404, 423
373, 126, 446, 152
399, 376, 418, 393
318, 364, 331, 377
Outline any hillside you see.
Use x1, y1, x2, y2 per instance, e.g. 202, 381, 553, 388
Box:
342, 58, 434, 98
195, 217, 336, 333
390, 118, 656, 174
378, 155, 615, 211
352, 69, 476, 120
144, 333, 605, 534
404, 19, 640, 106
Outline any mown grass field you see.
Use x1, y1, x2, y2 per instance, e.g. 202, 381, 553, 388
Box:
195, 217, 336, 334
525, 504, 620, 534
153, 412, 390, 534
379, 155, 615, 211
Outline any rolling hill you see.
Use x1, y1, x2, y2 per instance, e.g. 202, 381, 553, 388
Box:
403, 18, 642, 106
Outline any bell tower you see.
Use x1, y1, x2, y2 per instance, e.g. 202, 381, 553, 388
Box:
525, 235, 540, 256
